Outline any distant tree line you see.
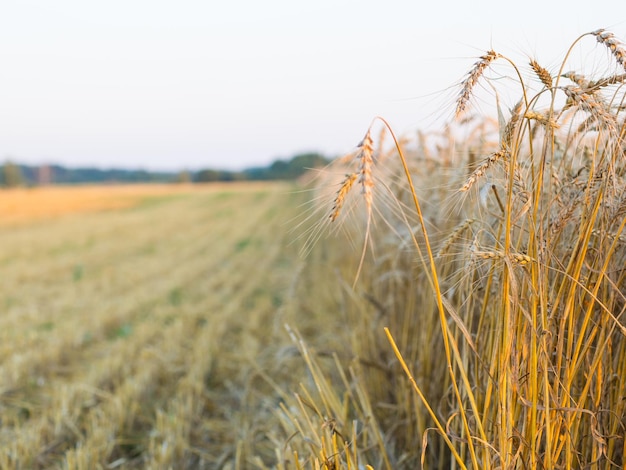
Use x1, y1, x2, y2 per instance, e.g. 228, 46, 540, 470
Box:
193, 152, 329, 182
0, 161, 24, 187
0, 152, 330, 187
0, 161, 176, 186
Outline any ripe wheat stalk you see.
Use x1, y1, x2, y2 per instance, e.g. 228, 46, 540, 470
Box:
293, 28, 626, 470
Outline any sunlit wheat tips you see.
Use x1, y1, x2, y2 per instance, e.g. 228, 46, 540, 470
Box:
530, 59, 553, 89
561, 71, 592, 89
330, 173, 358, 222
563, 85, 617, 128
455, 50, 499, 118
459, 150, 507, 192
470, 247, 532, 266
592, 28, 626, 71
436, 218, 475, 259
501, 100, 524, 150
357, 130, 375, 216
524, 111, 559, 129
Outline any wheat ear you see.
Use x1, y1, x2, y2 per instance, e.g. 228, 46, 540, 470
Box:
357, 130, 375, 216
588, 73, 626, 92
329, 173, 358, 222
562, 71, 591, 89
351, 129, 375, 289
460, 150, 507, 192
436, 219, 475, 259
460, 101, 521, 192
530, 59, 553, 89
455, 50, 499, 118
563, 86, 616, 127
473, 249, 532, 265
592, 29, 626, 71
501, 100, 524, 150
525, 111, 559, 129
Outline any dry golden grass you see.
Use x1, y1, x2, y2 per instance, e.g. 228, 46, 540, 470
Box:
0, 182, 271, 226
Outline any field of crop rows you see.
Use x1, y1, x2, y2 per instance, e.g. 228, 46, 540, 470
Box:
0, 183, 314, 468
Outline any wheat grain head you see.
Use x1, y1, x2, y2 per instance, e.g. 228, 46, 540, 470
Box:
455, 50, 499, 119
592, 29, 626, 71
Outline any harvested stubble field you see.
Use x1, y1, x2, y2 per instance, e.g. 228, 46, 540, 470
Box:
0, 182, 352, 469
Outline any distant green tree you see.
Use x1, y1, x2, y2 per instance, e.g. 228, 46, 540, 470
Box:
239, 153, 328, 180
194, 152, 330, 182
265, 152, 329, 179
286, 152, 329, 176
176, 170, 192, 183
194, 169, 221, 182
1, 161, 24, 187
269, 160, 290, 178
194, 169, 246, 182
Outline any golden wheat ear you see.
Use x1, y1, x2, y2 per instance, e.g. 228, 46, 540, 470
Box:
455, 50, 499, 119
357, 130, 375, 217
592, 29, 626, 71
329, 173, 357, 222
563, 86, 617, 128
530, 59, 553, 89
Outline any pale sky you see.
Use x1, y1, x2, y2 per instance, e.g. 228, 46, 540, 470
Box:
0, 1, 623, 171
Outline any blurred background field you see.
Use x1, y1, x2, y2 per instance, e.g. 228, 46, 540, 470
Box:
0, 182, 327, 468
0, 183, 273, 225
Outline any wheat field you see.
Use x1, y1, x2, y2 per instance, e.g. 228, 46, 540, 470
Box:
4, 28, 626, 470
0, 182, 342, 469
